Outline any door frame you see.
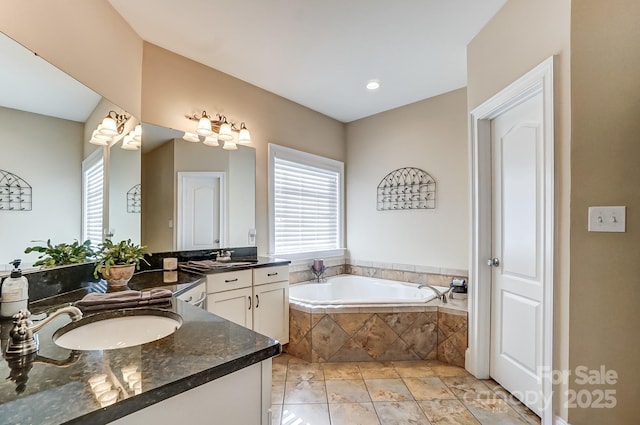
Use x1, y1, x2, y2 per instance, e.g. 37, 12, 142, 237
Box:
176, 171, 226, 250
467, 56, 555, 424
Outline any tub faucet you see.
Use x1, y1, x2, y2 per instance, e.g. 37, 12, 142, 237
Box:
417, 284, 453, 304
5, 307, 83, 357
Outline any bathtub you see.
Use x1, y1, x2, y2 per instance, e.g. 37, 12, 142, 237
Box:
289, 274, 438, 307
286, 274, 467, 365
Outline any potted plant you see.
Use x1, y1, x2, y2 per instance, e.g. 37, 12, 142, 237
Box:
93, 239, 151, 287
24, 239, 95, 268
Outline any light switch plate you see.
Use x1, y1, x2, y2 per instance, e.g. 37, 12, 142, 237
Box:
588, 206, 626, 232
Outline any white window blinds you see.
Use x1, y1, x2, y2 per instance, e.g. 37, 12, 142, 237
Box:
82, 149, 104, 250
271, 145, 343, 255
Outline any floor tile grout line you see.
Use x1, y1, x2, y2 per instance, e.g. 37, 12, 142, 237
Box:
274, 353, 538, 425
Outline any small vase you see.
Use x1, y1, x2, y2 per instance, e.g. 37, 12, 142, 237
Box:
101, 264, 136, 287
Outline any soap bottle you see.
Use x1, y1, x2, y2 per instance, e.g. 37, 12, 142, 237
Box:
1, 259, 29, 318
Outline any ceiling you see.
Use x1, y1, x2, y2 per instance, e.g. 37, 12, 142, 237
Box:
108, 0, 506, 123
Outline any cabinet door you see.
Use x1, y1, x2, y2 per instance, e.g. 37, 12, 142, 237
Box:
207, 287, 253, 329
253, 281, 289, 344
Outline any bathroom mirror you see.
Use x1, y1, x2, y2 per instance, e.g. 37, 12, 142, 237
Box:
0, 31, 130, 267
140, 123, 256, 252
0, 31, 256, 268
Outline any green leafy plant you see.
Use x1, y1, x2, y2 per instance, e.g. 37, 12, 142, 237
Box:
24, 239, 95, 268
93, 239, 151, 278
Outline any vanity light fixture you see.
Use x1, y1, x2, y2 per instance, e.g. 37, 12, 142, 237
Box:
89, 110, 132, 147
184, 111, 252, 150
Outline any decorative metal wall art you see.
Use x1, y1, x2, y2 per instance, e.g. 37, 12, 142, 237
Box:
126, 184, 141, 213
376, 167, 435, 211
0, 169, 32, 211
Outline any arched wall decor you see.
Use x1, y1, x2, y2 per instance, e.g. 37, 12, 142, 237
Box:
376, 167, 435, 211
0, 169, 32, 211
127, 184, 141, 213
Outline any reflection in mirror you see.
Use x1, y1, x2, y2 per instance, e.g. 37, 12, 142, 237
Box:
141, 123, 256, 253
0, 32, 140, 269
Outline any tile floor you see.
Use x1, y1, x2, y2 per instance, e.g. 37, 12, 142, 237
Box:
272, 353, 540, 425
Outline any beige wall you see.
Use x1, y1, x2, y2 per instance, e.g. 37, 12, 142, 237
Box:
228, 146, 256, 247
141, 43, 345, 255
142, 141, 174, 252
345, 88, 468, 271
569, 1, 640, 424
142, 140, 256, 252
0, 106, 83, 265
108, 142, 141, 245
466, 0, 572, 420
0, 1, 143, 117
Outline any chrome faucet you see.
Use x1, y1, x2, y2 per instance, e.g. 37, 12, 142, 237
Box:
207, 250, 234, 261
5, 307, 83, 357
417, 284, 454, 304
216, 250, 234, 262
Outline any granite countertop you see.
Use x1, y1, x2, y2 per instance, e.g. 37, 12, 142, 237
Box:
127, 269, 206, 297
0, 280, 281, 424
179, 256, 290, 274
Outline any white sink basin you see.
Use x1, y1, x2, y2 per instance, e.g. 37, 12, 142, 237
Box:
53, 309, 182, 351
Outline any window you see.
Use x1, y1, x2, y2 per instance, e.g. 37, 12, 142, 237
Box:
82, 148, 104, 250
269, 144, 344, 258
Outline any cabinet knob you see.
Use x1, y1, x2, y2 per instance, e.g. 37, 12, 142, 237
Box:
256, 295, 260, 308
248, 296, 252, 310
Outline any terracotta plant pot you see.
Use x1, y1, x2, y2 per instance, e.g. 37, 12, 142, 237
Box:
100, 264, 136, 287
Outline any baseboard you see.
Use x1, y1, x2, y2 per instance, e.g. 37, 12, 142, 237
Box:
554, 415, 569, 425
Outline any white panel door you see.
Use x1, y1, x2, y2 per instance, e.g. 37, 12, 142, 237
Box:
178, 172, 222, 251
490, 91, 544, 415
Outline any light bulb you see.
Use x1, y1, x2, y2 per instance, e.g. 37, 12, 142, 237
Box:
90, 130, 110, 146
238, 124, 251, 144
128, 130, 141, 147
222, 140, 237, 150
133, 124, 142, 142
196, 116, 213, 136
182, 132, 200, 143
121, 135, 138, 150
217, 122, 233, 141
99, 115, 118, 136
203, 135, 219, 146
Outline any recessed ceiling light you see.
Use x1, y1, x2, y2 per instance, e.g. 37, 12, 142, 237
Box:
366, 81, 380, 90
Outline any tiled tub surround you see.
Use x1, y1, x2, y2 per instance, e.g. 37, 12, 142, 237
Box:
288, 256, 468, 294
286, 302, 467, 367
346, 260, 468, 290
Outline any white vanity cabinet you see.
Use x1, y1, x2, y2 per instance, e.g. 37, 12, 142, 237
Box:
206, 269, 253, 328
206, 265, 289, 343
253, 266, 289, 344
112, 360, 272, 425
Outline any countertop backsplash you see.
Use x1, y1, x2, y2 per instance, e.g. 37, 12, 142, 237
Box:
0, 246, 259, 304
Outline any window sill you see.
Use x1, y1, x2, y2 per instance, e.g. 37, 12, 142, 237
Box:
269, 248, 346, 262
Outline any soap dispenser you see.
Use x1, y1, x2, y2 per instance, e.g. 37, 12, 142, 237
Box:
1, 259, 29, 318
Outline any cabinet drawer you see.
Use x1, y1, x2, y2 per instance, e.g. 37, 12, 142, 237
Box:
177, 282, 207, 308
253, 265, 289, 286
207, 269, 252, 293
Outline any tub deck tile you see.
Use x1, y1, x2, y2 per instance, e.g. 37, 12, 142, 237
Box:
330, 313, 373, 336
